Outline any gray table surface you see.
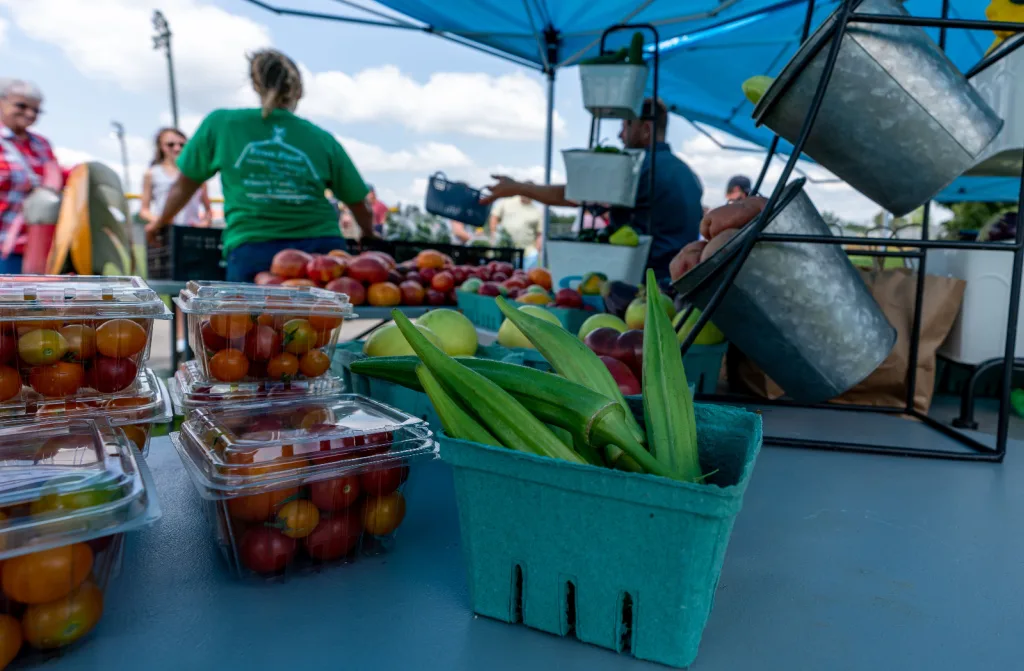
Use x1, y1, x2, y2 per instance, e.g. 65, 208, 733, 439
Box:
42, 430, 1024, 670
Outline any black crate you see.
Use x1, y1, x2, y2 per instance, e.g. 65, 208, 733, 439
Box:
353, 239, 524, 268
172, 226, 226, 281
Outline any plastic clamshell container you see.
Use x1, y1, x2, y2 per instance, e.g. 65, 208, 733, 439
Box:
0, 368, 171, 455
0, 417, 160, 664
0, 275, 171, 407
170, 359, 345, 414
171, 395, 436, 580
441, 401, 762, 668
174, 281, 355, 386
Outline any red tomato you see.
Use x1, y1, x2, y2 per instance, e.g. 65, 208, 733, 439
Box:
87, 356, 137, 393
0, 328, 14, 364
363, 492, 406, 536
242, 325, 281, 362
239, 528, 297, 574
0, 365, 20, 402
306, 314, 343, 331
200, 321, 228, 350
359, 463, 409, 497
29, 362, 85, 398
310, 476, 361, 512
209, 313, 254, 340
209, 349, 249, 382
95, 319, 147, 358
304, 511, 363, 561
266, 352, 299, 380
298, 350, 330, 377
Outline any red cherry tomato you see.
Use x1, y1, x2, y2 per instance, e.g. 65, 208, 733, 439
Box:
29, 362, 86, 397
209, 349, 249, 382
0, 365, 20, 402
304, 511, 363, 562
243, 325, 281, 362
239, 528, 297, 574
359, 463, 409, 497
200, 321, 228, 350
87, 356, 138, 393
310, 476, 361, 512
95, 319, 147, 358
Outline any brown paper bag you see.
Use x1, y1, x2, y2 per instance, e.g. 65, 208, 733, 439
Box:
729, 269, 965, 413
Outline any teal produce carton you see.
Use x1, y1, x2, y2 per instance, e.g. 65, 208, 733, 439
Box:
456, 291, 504, 331
440, 401, 762, 668
332, 340, 525, 427
684, 343, 727, 394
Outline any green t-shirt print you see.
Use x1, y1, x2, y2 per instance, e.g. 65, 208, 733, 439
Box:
177, 108, 369, 254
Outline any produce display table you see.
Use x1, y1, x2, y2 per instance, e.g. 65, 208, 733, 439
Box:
46, 429, 1024, 670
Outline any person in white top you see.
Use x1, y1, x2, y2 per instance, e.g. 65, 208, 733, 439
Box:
489, 190, 543, 254
140, 128, 211, 228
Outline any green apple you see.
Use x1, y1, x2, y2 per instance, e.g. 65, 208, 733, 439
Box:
497, 305, 561, 349
363, 322, 443, 357
674, 309, 726, 345
577, 313, 628, 341
624, 292, 676, 330
460, 277, 483, 294
417, 309, 478, 356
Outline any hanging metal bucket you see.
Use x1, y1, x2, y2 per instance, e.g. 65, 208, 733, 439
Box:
673, 180, 896, 403
753, 0, 1003, 217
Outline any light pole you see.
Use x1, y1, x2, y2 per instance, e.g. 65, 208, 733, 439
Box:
111, 121, 130, 193
152, 10, 179, 128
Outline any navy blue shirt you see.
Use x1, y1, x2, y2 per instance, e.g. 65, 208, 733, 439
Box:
609, 142, 704, 282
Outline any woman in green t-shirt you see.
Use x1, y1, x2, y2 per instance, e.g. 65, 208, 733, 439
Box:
148, 48, 376, 282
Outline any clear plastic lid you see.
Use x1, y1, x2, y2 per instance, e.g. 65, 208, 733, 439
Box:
0, 417, 161, 559
174, 280, 356, 318
171, 359, 345, 411
172, 395, 437, 499
0, 368, 172, 426
0, 275, 172, 320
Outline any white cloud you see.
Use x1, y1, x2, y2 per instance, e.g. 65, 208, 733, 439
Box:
0, 17, 8, 48
336, 136, 472, 173
303, 66, 564, 141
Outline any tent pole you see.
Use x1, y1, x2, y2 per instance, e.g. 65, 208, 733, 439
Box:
541, 29, 559, 268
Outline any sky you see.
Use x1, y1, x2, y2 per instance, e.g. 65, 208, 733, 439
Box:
0, 0, 894, 224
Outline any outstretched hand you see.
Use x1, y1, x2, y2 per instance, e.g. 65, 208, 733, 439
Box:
480, 175, 520, 205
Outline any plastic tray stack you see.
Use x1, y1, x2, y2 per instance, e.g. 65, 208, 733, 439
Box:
0, 275, 174, 455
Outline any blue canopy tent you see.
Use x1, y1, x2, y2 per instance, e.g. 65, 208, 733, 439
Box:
245, 0, 1019, 205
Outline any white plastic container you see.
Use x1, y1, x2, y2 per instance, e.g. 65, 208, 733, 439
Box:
546, 235, 653, 287
563, 149, 645, 208
579, 63, 649, 120
966, 35, 1024, 177
929, 246, 1023, 365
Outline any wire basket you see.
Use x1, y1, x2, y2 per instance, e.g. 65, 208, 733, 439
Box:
425, 172, 492, 228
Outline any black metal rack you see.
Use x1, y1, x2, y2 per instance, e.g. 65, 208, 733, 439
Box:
677, 0, 1024, 463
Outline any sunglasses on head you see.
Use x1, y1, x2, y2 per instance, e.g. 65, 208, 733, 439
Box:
12, 102, 41, 115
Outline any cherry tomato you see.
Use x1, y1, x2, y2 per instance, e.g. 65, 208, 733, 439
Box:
0, 328, 17, 364
21, 581, 103, 650
95, 319, 147, 358
242, 325, 281, 362
2, 543, 93, 604
307, 314, 343, 332
359, 463, 409, 497
29, 362, 85, 398
256, 314, 276, 328
281, 319, 316, 355
266, 352, 299, 380
225, 456, 300, 522
120, 425, 148, 451
17, 330, 67, 366
209, 313, 254, 340
304, 511, 363, 561
276, 500, 320, 539
310, 476, 361, 512
200, 321, 228, 351
313, 328, 334, 348
0, 614, 21, 669
30, 485, 119, 516
363, 492, 406, 536
209, 349, 249, 382
0, 366, 21, 402
298, 350, 330, 378
87, 356, 137, 393
238, 528, 297, 574
58, 324, 96, 361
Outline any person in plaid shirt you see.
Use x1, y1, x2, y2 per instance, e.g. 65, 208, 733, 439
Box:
0, 79, 61, 274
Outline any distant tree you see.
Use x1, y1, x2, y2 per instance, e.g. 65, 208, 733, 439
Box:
939, 202, 1016, 238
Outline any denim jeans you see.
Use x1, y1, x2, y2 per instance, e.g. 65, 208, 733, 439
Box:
225, 237, 347, 283
0, 254, 23, 275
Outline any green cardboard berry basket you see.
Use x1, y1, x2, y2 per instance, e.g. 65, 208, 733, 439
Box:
455, 291, 505, 331
440, 400, 762, 668
332, 341, 526, 427
683, 343, 727, 394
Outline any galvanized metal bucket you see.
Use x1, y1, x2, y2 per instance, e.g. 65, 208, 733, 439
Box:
563, 148, 645, 207
579, 63, 649, 120
673, 180, 896, 403
753, 0, 1003, 217
966, 35, 1024, 177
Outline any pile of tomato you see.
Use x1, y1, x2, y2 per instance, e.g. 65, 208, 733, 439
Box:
195, 311, 342, 384
0, 318, 152, 403
0, 474, 124, 669
210, 413, 411, 578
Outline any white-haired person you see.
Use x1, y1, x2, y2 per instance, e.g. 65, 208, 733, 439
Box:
0, 79, 62, 273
